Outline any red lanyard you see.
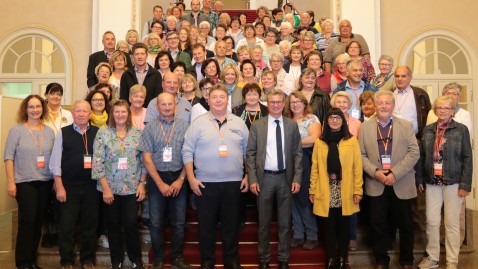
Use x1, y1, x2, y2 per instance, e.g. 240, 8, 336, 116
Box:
159, 119, 176, 147
81, 131, 89, 155
209, 112, 227, 141
28, 126, 43, 154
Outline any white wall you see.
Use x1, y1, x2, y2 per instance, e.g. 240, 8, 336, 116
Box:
341, 0, 380, 68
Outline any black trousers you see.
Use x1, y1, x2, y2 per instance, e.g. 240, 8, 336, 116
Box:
105, 194, 142, 265
196, 181, 242, 265
368, 186, 414, 266
15, 180, 52, 268
59, 182, 99, 266
319, 208, 350, 259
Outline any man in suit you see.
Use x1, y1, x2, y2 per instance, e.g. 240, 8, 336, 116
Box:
181, 0, 209, 27
359, 90, 420, 269
86, 31, 132, 88
188, 43, 207, 81
247, 90, 303, 269
119, 43, 162, 107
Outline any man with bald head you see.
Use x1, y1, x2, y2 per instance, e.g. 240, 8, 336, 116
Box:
324, 20, 370, 73
49, 100, 100, 268
144, 72, 192, 124
139, 92, 191, 269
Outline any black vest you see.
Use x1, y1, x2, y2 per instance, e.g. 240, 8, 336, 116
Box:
61, 125, 98, 184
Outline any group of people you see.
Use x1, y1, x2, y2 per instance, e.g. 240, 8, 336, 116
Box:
3, 1, 474, 269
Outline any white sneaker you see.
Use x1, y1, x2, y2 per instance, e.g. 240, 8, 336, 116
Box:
97, 234, 109, 248
418, 256, 438, 268
446, 263, 458, 269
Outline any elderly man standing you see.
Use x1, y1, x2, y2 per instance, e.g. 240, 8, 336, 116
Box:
139, 93, 192, 269
49, 101, 100, 269
333, 59, 377, 120
144, 72, 191, 124
359, 90, 420, 269
183, 84, 249, 269
324, 20, 370, 73
247, 90, 303, 269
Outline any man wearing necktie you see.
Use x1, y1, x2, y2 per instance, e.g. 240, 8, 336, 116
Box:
247, 90, 303, 269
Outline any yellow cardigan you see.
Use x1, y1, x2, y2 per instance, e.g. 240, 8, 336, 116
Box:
309, 136, 363, 217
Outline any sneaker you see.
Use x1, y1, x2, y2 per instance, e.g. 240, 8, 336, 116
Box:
418, 256, 439, 268
446, 263, 458, 269
349, 239, 358, 251
110, 262, 122, 269
171, 256, 193, 269
290, 238, 304, 248
302, 239, 318, 250
97, 234, 109, 248
132, 262, 144, 269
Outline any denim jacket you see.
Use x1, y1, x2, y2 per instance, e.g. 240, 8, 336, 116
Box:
416, 120, 473, 192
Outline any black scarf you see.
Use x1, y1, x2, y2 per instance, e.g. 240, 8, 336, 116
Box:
199, 97, 210, 111
326, 131, 344, 180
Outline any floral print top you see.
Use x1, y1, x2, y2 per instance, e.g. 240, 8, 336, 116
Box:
296, 114, 321, 139
92, 126, 146, 195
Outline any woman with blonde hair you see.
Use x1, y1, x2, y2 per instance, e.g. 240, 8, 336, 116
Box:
331, 53, 351, 91
109, 51, 127, 101
90, 62, 112, 91
181, 74, 200, 106
330, 91, 361, 137
220, 64, 244, 110
128, 84, 147, 131
125, 29, 139, 50
145, 33, 163, 67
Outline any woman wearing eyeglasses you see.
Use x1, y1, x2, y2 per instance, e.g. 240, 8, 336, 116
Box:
309, 107, 363, 269
416, 95, 472, 269
284, 91, 321, 250
86, 90, 109, 128
371, 55, 395, 92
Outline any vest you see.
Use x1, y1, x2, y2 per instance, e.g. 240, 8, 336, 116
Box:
61, 125, 98, 184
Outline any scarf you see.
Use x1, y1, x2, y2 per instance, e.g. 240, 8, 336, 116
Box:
326, 130, 344, 180
434, 118, 452, 161
207, 75, 219, 84
199, 97, 210, 111
90, 110, 108, 128
148, 46, 160, 54
225, 84, 236, 96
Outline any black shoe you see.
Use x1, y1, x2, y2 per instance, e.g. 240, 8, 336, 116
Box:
110, 262, 122, 269
278, 261, 289, 269
302, 239, 318, 250
258, 263, 269, 269
200, 262, 214, 269
290, 238, 304, 248
151, 261, 164, 269
131, 262, 144, 269
30, 264, 42, 269
171, 256, 192, 269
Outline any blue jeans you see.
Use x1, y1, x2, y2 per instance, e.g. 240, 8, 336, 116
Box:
148, 170, 187, 262
291, 148, 318, 240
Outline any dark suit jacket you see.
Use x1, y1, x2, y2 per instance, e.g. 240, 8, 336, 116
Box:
359, 116, 420, 199
247, 116, 303, 187
181, 12, 209, 27
119, 64, 162, 107
87, 50, 133, 87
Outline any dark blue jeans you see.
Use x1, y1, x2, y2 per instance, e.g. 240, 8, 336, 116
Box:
148, 170, 187, 262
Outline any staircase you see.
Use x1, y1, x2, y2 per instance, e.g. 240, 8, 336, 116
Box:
36, 200, 475, 268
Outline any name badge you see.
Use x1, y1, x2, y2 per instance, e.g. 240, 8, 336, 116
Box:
118, 157, 128, 170
163, 147, 172, 162
37, 154, 45, 169
351, 108, 361, 120
381, 154, 391, 170
83, 154, 92, 169
218, 145, 228, 157
434, 162, 443, 176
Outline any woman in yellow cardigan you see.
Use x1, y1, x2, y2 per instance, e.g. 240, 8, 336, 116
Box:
309, 107, 363, 269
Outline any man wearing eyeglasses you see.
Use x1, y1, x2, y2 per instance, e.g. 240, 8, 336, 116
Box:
247, 90, 303, 269
359, 90, 420, 269
166, 31, 192, 69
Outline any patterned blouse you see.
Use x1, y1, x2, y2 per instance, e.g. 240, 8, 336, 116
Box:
296, 114, 321, 139
92, 126, 145, 195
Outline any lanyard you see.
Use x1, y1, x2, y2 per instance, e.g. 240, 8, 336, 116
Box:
351, 88, 360, 107
434, 124, 445, 161
209, 112, 227, 142
159, 119, 176, 147
28, 126, 44, 154
246, 109, 259, 125
132, 111, 145, 129
377, 124, 393, 154
117, 130, 127, 155
81, 130, 89, 155
395, 90, 411, 113
50, 109, 63, 134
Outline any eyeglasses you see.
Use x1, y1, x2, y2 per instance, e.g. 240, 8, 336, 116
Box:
328, 115, 343, 121
201, 87, 211, 91
167, 37, 178, 41
268, 101, 283, 105
290, 101, 303, 106
303, 39, 314, 42
91, 99, 105, 103
436, 107, 453, 111
270, 60, 282, 63
444, 92, 460, 96
379, 63, 392, 67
